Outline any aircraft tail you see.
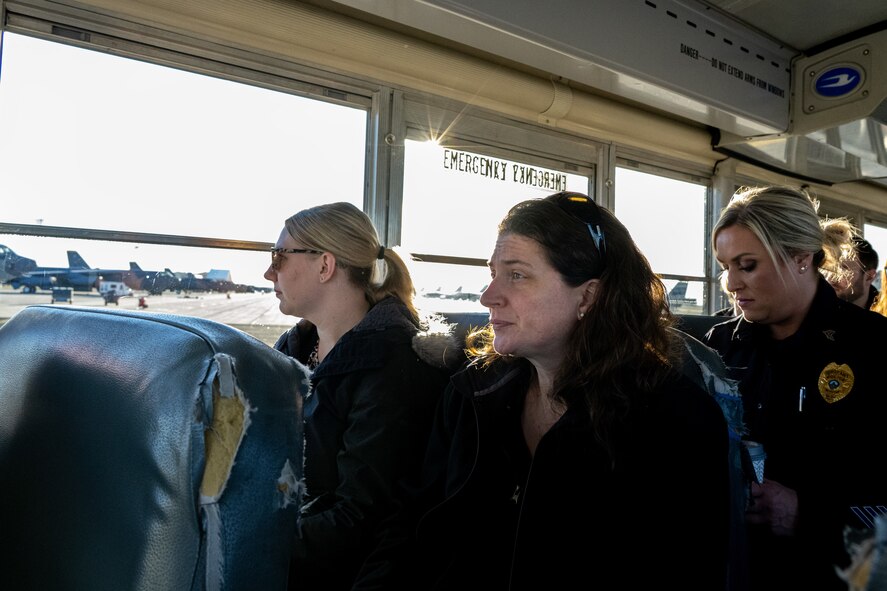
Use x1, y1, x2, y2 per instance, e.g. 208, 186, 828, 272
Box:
67, 251, 90, 269
668, 281, 688, 299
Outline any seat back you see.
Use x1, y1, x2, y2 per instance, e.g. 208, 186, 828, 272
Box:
674, 313, 732, 341
0, 305, 307, 591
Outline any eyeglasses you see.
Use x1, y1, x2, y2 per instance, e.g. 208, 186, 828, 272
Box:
270, 247, 322, 271
551, 191, 607, 260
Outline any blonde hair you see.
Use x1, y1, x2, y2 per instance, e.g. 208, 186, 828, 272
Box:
284, 202, 419, 323
712, 185, 857, 285
871, 270, 887, 316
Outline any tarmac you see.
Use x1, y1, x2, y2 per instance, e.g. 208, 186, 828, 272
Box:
0, 285, 489, 347
0, 285, 293, 347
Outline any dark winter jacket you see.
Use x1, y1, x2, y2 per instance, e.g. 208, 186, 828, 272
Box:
704, 277, 887, 591
357, 355, 731, 590
274, 296, 462, 590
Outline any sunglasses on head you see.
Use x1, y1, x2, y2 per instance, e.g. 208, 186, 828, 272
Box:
551, 191, 607, 260
270, 247, 322, 271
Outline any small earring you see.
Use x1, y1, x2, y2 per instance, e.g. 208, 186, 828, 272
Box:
578, 312, 585, 320
800, 265, 808, 273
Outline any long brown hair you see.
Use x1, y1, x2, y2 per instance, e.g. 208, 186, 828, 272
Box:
467, 192, 681, 457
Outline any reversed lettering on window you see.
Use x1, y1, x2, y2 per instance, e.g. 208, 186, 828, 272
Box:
443, 149, 567, 190
443, 149, 509, 180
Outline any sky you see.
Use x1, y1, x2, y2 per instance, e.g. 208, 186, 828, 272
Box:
0, 32, 366, 288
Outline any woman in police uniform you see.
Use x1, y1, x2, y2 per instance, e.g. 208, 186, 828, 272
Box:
704, 185, 887, 591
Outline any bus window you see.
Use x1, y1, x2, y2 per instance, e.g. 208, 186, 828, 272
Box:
615, 166, 709, 314
401, 139, 589, 313
0, 32, 368, 343
863, 223, 887, 291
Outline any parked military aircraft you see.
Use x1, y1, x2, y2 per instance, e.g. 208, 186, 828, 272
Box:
0, 244, 38, 283
0, 246, 162, 293
123, 262, 181, 294
177, 272, 236, 293
1, 245, 264, 295
667, 281, 699, 308
422, 284, 488, 302
1, 246, 99, 292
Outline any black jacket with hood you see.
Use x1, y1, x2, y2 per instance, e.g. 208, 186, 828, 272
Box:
356, 354, 731, 590
273, 296, 461, 590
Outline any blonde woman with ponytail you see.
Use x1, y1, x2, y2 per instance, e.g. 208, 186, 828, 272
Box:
264, 201, 460, 590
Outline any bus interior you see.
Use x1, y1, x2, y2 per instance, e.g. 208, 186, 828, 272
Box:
2, 2, 887, 589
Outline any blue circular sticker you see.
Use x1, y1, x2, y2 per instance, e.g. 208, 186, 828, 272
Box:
814, 65, 863, 98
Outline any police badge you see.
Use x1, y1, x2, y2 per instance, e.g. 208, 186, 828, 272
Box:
818, 362, 854, 403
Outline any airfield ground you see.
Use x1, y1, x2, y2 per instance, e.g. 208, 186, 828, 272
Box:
0, 284, 487, 347
0, 285, 292, 346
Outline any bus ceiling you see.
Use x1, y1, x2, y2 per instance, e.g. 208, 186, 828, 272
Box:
318, 0, 887, 187
3, 0, 886, 187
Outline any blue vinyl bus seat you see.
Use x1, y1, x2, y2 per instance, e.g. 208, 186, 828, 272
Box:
0, 305, 308, 591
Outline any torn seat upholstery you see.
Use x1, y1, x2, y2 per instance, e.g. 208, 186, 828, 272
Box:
0, 305, 307, 591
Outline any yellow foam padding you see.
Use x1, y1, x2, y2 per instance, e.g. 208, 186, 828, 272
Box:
200, 381, 245, 499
